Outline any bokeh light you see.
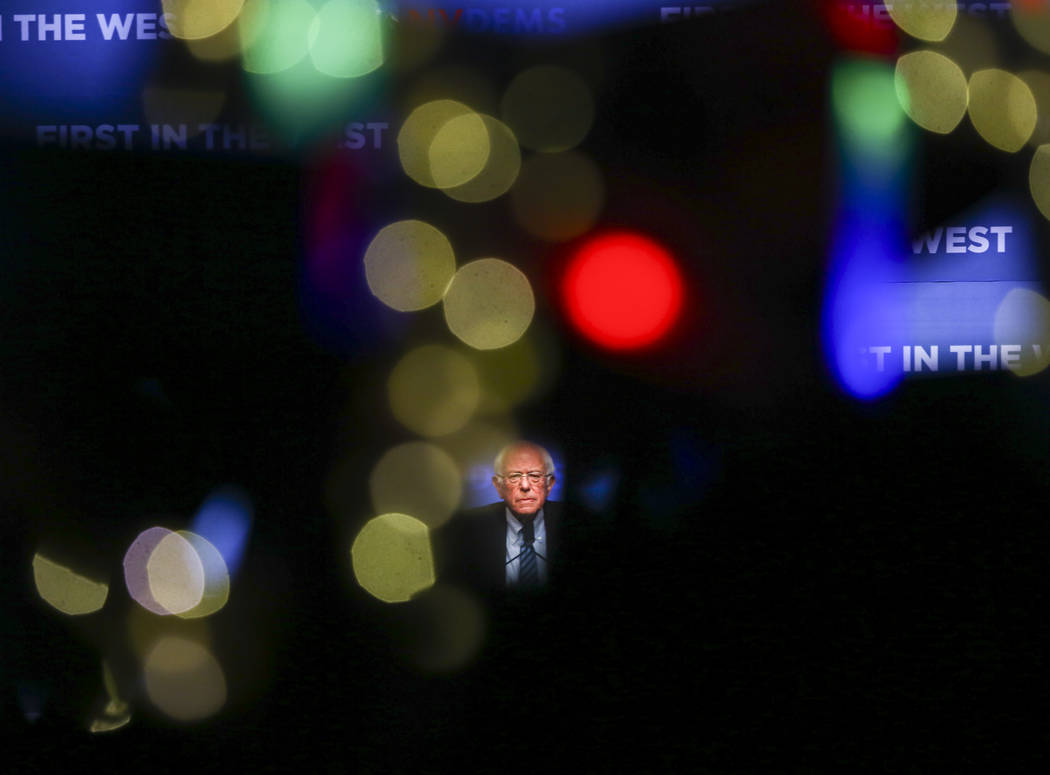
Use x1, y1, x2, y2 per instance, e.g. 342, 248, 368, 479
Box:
308, 0, 384, 78
993, 287, 1050, 377
127, 603, 212, 660
90, 711, 131, 733
388, 345, 480, 436
1029, 143, 1050, 220
185, 21, 246, 62
428, 111, 492, 189
1011, 0, 1050, 55
887, 0, 956, 42
148, 531, 206, 615
174, 531, 230, 619
363, 220, 457, 312
163, 0, 245, 40
895, 51, 968, 134
1021, 70, 1050, 146
443, 259, 535, 350
442, 115, 521, 203
398, 99, 477, 188
369, 442, 463, 528
351, 513, 435, 603
511, 151, 605, 241
124, 527, 206, 616
90, 661, 131, 733
398, 585, 485, 672
89, 706, 131, 733
144, 636, 227, 721
562, 232, 684, 350
822, 0, 898, 54
32, 553, 108, 616
239, 0, 315, 75
500, 65, 595, 152
125, 527, 177, 615
967, 69, 1037, 153
832, 58, 907, 154
470, 335, 543, 414
190, 485, 253, 577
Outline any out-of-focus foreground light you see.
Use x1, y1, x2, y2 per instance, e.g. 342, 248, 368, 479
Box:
822, 0, 898, 55
470, 333, 547, 413
363, 220, 457, 312
32, 553, 108, 615
823, 57, 910, 400
398, 586, 485, 672
562, 232, 684, 350
308, 0, 384, 78
967, 69, 1037, 153
89, 661, 131, 733
895, 51, 968, 134
146, 531, 205, 615
191, 485, 253, 577
175, 532, 230, 619
500, 65, 595, 152
1011, 0, 1050, 55
369, 442, 463, 528
887, 0, 956, 42
1020, 70, 1050, 146
351, 513, 435, 603
124, 527, 230, 618
511, 151, 605, 241
1029, 144, 1050, 219
144, 636, 227, 721
429, 111, 492, 188
398, 98, 521, 201
398, 100, 479, 187
441, 115, 521, 203
163, 0, 245, 40
125, 527, 187, 615
832, 57, 908, 156
993, 287, 1050, 376
823, 216, 906, 399
388, 344, 481, 436
239, 0, 316, 74
443, 259, 535, 350
185, 19, 245, 62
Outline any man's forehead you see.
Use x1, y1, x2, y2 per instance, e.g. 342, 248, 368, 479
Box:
500, 446, 545, 471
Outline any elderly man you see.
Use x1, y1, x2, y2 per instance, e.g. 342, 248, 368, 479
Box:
437, 440, 562, 591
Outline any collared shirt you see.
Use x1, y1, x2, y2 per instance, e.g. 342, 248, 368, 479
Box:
505, 507, 548, 586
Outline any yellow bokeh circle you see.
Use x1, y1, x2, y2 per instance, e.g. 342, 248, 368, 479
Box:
443, 259, 535, 350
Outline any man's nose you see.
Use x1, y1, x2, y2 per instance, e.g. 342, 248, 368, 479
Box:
518, 477, 532, 490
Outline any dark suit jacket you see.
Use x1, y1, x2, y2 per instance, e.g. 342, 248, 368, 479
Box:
435, 501, 565, 593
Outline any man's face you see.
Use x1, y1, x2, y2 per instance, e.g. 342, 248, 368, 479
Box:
493, 445, 554, 518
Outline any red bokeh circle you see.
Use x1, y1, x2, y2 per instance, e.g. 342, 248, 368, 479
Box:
562, 231, 684, 350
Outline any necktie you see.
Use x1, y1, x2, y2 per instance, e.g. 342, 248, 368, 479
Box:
518, 523, 538, 586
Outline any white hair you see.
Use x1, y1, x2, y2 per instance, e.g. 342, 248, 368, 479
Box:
493, 441, 555, 477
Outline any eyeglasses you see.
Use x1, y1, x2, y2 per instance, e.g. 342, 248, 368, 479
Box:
499, 471, 550, 485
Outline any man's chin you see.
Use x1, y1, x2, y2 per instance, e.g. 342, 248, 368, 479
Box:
512, 501, 540, 516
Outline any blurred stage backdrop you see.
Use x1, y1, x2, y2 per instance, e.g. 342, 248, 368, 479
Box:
3, 1, 1050, 769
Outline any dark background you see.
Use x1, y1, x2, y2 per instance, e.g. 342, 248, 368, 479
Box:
3, 4, 1050, 770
